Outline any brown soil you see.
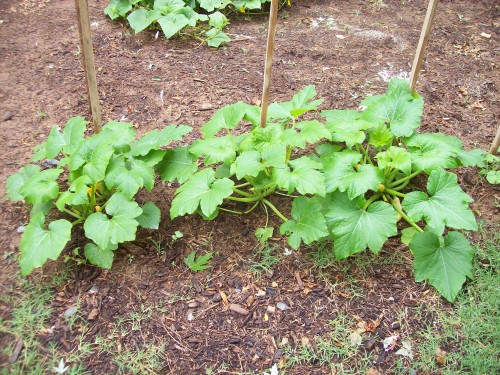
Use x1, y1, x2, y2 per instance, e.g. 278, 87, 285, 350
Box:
0, 0, 498, 374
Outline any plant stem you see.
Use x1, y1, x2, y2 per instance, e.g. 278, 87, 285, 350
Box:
71, 218, 84, 227
219, 207, 244, 215
262, 202, 269, 228
390, 179, 410, 191
234, 182, 251, 189
275, 192, 299, 198
360, 144, 374, 166
233, 188, 255, 198
384, 188, 406, 198
244, 201, 260, 214
362, 193, 381, 210
389, 198, 424, 233
63, 208, 82, 220
227, 195, 261, 203
262, 199, 288, 222
388, 170, 422, 188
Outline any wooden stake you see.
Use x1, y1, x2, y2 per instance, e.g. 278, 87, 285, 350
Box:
409, 0, 439, 93
75, 0, 102, 132
260, 0, 279, 128
490, 126, 500, 155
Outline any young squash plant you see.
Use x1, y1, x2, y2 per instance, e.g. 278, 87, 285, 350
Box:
7, 117, 191, 275
160, 79, 484, 302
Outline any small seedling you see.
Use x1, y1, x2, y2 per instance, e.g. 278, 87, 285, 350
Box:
184, 251, 213, 272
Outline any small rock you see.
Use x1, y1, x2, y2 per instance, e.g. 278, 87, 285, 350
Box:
63, 305, 78, 318
388, 296, 395, 302
480, 32, 491, 39
276, 302, 289, 311
266, 287, 275, 296
187, 301, 200, 308
228, 338, 241, 345
16, 226, 25, 233
267, 305, 276, 314
187, 309, 195, 321
2, 112, 13, 122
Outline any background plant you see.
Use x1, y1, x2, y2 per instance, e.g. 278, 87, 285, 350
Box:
104, 0, 289, 47
6, 117, 191, 275
160, 79, 484, 302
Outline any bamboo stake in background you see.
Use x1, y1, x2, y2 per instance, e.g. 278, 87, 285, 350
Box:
409, 0, 439, 93
490, 126, 500, 155
260, 0, 279, 128
75, 0, 102, 132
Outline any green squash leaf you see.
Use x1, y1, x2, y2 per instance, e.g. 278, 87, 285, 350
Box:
156, 146, 198, 183
273, 156, 325, 196
189, 136, 238, 165
456, 148, 486, 168
154, 0, 185, 13
136, 201, 161, 229
376, 146, 412, 175
324, 191, 398, 259
209, 11, 229, 29
199, 0, 224, 12
19, 168, 64, 204
127, 8, 162, 33
281, 120, 331, 149
171, 168, 234, 219
105, 157, 155, 199
362, 79, 423, 137
322, 149, 384, 199
6, 164, 40, 202
321, 110, 373, 148
84, 193, 142, 249
405, 132, 463, 173
280, 197, 329, 249
130, 125, 191, 156
368, 124, 393, 148
410, 231, 474, 302
201, 102, 248, 138
56, 175, 92, 210
84, 243, 116, 269
402, 169, 477, 234
158, 12, 191, 38
46, 116, 88, 158
19, 213, 72, 276
206, 28, 230, 47
269, 85, 323, 119
104, 0, 133, 20
230, 150, 265, 179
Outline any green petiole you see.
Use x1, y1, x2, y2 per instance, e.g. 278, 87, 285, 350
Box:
388, 170, 422, 188
389, 197, 423, 233
262, 199, 288, 222
384, 188, 406, 198
362, 193, 381, 210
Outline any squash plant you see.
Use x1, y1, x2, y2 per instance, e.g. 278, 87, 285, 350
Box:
6, 117, 191, 275
160, 79, 484, 302
104, 0, 285, 47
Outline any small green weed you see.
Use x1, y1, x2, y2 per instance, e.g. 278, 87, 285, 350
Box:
249, 243, 280, 278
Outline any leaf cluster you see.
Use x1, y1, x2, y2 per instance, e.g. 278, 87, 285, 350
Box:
104, 0, 282, 47
7, 80, 485, 302
164, 79, 484, 301
7, 117, 190, 275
